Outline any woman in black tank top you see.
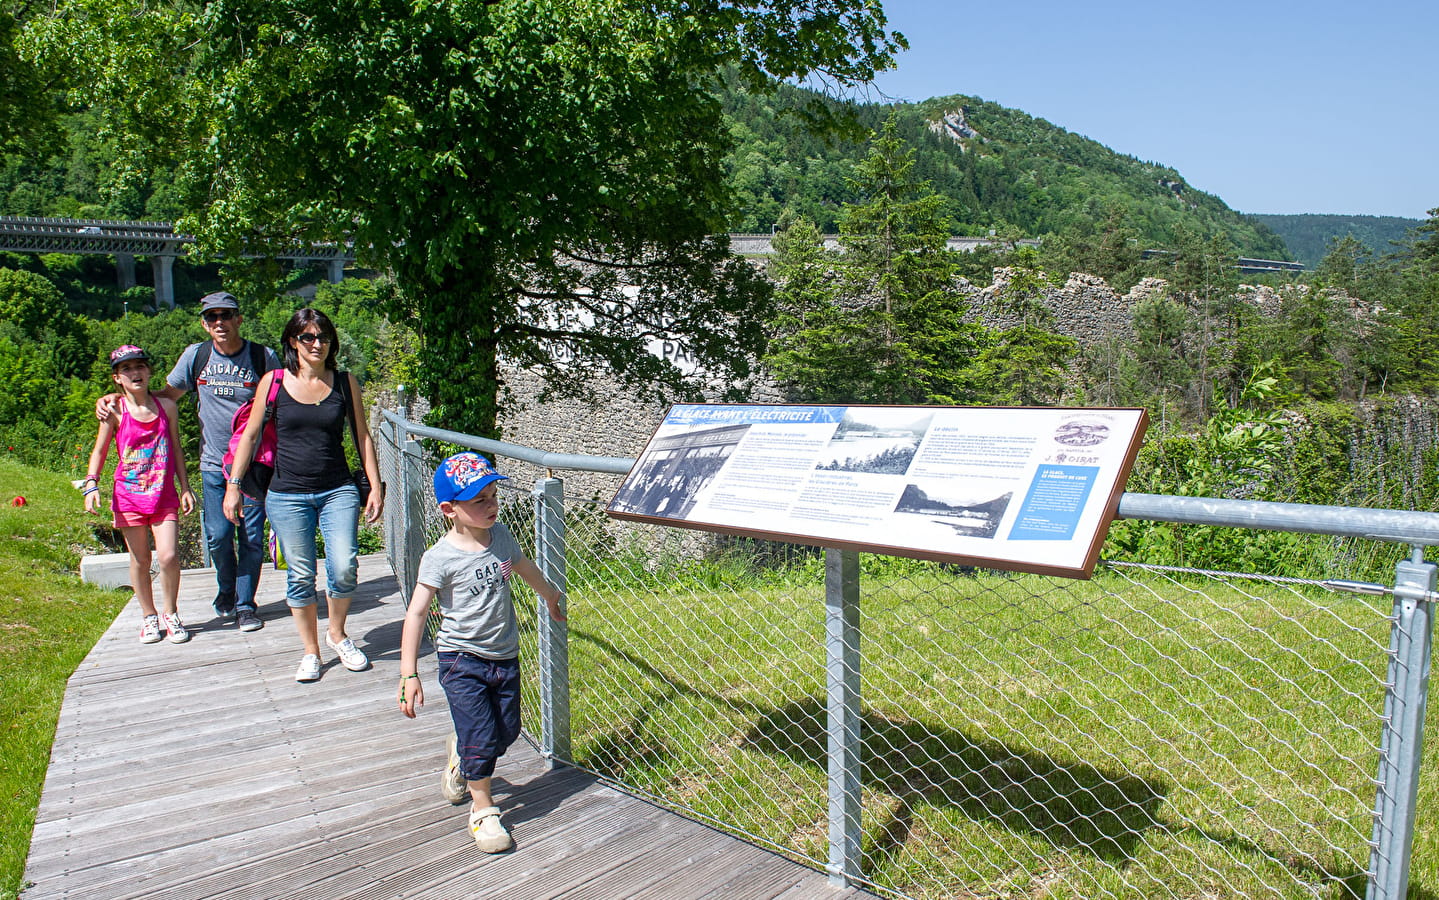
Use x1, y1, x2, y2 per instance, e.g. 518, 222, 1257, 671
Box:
223, 308, 384, 684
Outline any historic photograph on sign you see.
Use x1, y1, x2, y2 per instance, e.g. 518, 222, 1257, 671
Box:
608, 404, 1148, 578
608, 422, 748, 519
815, 409, 931, 474
892, 479, 1011, 540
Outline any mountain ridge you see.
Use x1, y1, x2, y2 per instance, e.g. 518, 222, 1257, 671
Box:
1245, 212, 1421, 268
723, 83, 1290, 259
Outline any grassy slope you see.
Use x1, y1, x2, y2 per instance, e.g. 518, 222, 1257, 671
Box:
0, 458, 127, 900
518, 543, 1439, 900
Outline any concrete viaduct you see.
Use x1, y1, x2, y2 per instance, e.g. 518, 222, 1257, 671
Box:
0, 216, 353, 308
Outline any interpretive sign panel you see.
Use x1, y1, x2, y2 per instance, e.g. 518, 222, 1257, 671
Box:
607, 404, 1148, 578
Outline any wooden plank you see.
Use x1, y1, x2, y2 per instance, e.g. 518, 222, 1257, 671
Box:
23, 555, 874, 900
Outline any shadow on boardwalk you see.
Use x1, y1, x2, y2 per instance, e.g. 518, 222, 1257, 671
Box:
23, 555, 871, 900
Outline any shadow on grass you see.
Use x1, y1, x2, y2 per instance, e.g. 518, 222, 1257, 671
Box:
568, 631, 1392, 896
744, 697, 1163, 866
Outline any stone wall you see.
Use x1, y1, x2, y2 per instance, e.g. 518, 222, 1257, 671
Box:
487, 268, 1286, 467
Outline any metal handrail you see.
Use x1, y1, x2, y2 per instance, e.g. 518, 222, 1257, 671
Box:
381, 408, 1439, 547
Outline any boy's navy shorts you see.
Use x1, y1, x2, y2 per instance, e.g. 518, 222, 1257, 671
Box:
438, 651, 522, 781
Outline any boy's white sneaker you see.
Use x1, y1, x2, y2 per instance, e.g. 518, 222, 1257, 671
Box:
469, 806, 512, 853
139, 614, 162, 644
325, 634, 370, 671
161, 612, 190, 643
295, 653, 322, 682
442, 734, 470, 804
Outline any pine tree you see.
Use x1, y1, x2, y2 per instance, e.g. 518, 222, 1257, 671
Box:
831, 114, 983, 404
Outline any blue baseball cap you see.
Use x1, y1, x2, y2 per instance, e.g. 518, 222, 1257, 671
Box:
434, 452, 508, 503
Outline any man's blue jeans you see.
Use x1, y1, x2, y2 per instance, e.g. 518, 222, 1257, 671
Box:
202, 470, 266, 614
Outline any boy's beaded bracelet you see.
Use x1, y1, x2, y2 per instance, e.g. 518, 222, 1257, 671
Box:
401, 673, 420, 680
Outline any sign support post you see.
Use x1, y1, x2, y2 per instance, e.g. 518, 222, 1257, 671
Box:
826, 548, 862, 886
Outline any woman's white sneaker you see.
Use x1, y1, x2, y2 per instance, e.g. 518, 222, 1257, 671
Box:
325, 634, 370, 671
295, 653, 322, 682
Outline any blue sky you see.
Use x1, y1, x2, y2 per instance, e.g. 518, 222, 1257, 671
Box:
861, 0, 1435, 220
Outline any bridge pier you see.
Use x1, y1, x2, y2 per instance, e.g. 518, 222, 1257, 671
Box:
327, 258, 345, 283
151, 255, 175, 309
116, 253, 136, 291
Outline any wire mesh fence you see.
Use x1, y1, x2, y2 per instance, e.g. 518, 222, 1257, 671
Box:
376, 410, 1428, 900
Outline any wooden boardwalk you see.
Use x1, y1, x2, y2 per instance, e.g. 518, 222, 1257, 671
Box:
24, 555, 874, 900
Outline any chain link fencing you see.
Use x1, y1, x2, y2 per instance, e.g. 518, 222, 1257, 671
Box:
376, 407, 1439, 900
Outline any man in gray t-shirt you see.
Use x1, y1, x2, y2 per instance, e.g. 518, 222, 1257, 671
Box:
137, 291, 279, 630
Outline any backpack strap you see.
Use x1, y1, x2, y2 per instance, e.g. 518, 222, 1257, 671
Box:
188, 340, 213, 389
188, 341, 213, 457
249, 340, 273, 378
266, 367, 284, 407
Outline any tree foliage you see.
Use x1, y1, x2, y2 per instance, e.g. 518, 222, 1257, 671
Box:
765, 115, 982, 405
0, 0, 65, 157
25, 0, 904, 436
1250, 213, 1423, 269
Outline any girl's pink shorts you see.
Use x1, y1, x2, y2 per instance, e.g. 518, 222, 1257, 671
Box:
113, 507, 179, 528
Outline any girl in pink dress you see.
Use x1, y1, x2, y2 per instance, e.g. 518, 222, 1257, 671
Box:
84, 346, 197, 643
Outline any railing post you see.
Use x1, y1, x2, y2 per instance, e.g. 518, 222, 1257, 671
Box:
1368, 547, 1436, 899
384, 388, 408, 590
388, 388, 420, 599
534, 476, 570, 767
825, 548, 861, 887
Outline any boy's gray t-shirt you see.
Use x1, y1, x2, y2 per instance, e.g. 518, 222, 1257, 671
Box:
416, 523, 523, 660
167, 340, 282, 472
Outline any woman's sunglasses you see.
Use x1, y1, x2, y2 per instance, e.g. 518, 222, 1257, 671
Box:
203, 310, 236, 323
296, 333, 333, 345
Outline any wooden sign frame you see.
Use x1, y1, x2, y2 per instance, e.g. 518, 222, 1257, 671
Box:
607, 404, 1149, 579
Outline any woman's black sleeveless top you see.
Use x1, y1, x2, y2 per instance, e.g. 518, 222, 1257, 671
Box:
270, 377, 352, 493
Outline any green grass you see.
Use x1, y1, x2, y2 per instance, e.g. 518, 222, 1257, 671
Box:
513, 534, 1433, 900
4, 481, 1436, 899
0, 458, 129, 900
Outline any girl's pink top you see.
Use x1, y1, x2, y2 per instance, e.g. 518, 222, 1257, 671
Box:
112, 399, 180, 516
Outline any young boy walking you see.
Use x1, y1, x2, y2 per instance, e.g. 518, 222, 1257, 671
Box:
397, 452, 566, 853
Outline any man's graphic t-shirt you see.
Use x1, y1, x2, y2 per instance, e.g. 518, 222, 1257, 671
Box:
168, 340, 281, 472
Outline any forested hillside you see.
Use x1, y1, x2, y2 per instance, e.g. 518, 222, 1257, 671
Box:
1249, 213, 1421, 268
5, 82, 1289, 262
722, 82, 1290, 259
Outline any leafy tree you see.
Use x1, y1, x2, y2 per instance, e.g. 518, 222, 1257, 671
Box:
970, 326, 1076, 406
763, 211, 849, 398
0, 0, 63, 157
1404, 207, 1439, 275
1129, 288, 1193, 403
1161, 225, 1246, 417
971, 248, 1075, 405
1314, 235, 1371, 293
29, 0, 904, 437
1038, 204, 1146, 291
0, 267, 92, 378
1269, 284, 1344, 400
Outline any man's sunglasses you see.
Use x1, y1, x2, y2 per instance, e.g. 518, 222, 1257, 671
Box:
296, 333, 333, 345
203, 310, 236, 323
